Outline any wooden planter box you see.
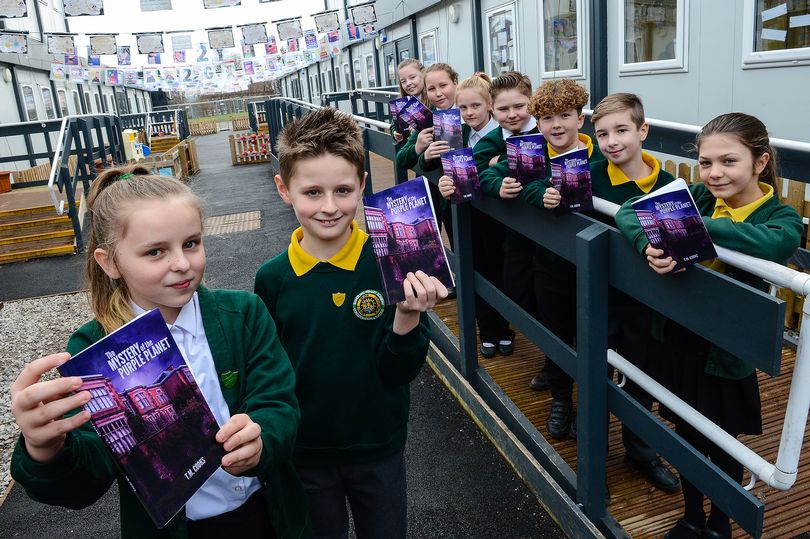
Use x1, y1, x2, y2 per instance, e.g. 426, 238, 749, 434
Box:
229, 132, 272, 165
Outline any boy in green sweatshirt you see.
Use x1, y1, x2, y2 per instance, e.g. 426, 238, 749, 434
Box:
254, 107, 448, 539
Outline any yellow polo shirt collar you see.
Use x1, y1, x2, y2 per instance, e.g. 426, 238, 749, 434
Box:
288, 220, 369, 276
712, 182, 774, 222
607, 152, 660, 193
547, 133, 595, 159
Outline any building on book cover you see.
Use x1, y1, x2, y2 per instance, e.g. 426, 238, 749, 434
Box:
632, 179, 717, 269
549, 147, 593, 211
58, 309, 225, 529
388, 96, 411, 135
441, 148, 481, 204
506, 133, 546, 186
433, 109, 463, 150
400, 99, 433, 132
364, 177, 455, 303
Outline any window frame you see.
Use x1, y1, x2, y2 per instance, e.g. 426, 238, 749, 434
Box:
57, 88, 69, 116
353, 58, 362, 87
617, 0, 689, 76
334, 66, 341, 91
21, 84, 39, 121
539, 0, 587, 79
72, 90, 81, 113
485, 2, 520, 77
343, 62, 351, 89
364, 54, 376, 87
40, 86, 56, 119
741, 0, 810, 68
418, 28, 438, 68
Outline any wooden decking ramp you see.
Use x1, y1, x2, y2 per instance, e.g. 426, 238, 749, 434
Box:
431, 299, 810, 538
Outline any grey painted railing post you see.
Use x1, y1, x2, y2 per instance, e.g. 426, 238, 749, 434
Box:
362, 129, 373, 197
451, 203, 478, 378
575, 224, 610, 523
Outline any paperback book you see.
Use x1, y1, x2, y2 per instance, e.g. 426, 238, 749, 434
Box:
549, 147, 593, 212
506, 133, 546, 186
58, 309, 225, 529
441, 148, 481, 204
432, 108, 463, 150
399, 98, 433, 132
388, 96, 411, 135
631, 178, 717, 269
363, 176, 455, 303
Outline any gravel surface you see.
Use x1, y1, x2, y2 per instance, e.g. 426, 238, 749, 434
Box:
0, 293, 91, 498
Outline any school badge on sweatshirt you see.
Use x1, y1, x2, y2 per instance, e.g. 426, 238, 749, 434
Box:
353, 290, 385, 321
332, 292, 346, 307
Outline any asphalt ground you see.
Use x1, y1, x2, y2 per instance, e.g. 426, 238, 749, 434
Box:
0, 132, 564, 538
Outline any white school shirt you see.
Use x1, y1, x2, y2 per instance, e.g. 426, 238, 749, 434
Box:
132, 295, 261, 521
501, 116, 538, 139
468, 117, 500, 149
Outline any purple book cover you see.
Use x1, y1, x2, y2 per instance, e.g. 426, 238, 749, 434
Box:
632, 178, 717, 269
549, 147, 593, 212
58, 309, 225, 529
506, 133, 546, 186
400, 99, 433, 132
433, 109, 463, 150
388, 96, 412, 135
363, 177, 455, 303
441, 148, 481, 204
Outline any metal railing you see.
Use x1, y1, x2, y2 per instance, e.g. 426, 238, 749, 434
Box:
263, 94, 810, 538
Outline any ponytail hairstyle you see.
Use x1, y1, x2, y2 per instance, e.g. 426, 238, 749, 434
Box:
489, 71, 533, 101
456, 72, 493, 106
696, 112, 778, 188
397, 58, 426, 102
86, 165, 203, 333
424, 62, 459, 85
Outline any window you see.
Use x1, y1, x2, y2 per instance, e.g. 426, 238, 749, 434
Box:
486, 3, 518, 76
353, 58, 362, 87
84, 92, 92, 112
343, 63, 351, 89
57, 89, 69, 116
618, 0, 688, 74
94, 93, 101, 112
320, 71, 326, 94
107, 94, 115, 113
541, 0, 585, 78
72, 91, 81, 113
41, 87, 56, 119
21, 85, 38, 120
334, 66, 341, 91
365, 54, 376, 87
743, 0, 810, 67
419, 29, 438, 68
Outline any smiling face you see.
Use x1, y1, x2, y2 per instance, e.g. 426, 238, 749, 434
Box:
492, 89, 531, 133
538, 108, 585, 153
425, 70, 456, 110
593, 109, 648, 169
456, 88, 491, 132
276, 153, 366, 260
398, 64, 424, 97
698, 133, 768, 208
94, 196, 205, 325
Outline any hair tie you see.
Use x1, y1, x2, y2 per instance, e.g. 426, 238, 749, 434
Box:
119, 173, 133, 181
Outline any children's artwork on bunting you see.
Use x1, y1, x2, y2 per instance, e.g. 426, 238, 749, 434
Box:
178, 65, 194, 86
159, 67, 179, 88
242, 60, 254, 75
241, 23, 267, 45
123, 69, 140, 86
63, 54, 79, 65
87, 67, 103, 84
63, 0, 104, 16
46, 34, 76, 55
136, 33, 164, 54
203, 0, 239, 8
327, 30, 341, 55
266, 56, 279, 72
89, 34, 116, 54
0, 0, 27, 18
350, 4, 377, 25
241, 42, 254, 58
287, 38, 299, 52
276, 19, 303, 41
139, 0, 171, 11
88, 54, 100, 65
143, 67, 159, 88
117, 46, 131, 65
318, 36, 329, 59
50, 62, 67, 81
214, 48, 224, 61
171, 34, 192, 51
314, 10, 340, 33
174, 50, 186, 63
346, 22, 361, 41
303, 29, 318, 50
147, 52, 161, 64
265, 36, 277, 54
208, 28, 234, 49
105, 68, 121, 85
361, 24, 376, 38
68, 65, 85, 82
195, 42, 209, 62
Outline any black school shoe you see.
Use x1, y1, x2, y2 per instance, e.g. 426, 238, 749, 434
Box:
546, 400, 573, 439
480, 342, 496, 358
625, 455, 681, 493
529, 368, 550, 391
498, 339, 514, 356
663, 518, 704, 539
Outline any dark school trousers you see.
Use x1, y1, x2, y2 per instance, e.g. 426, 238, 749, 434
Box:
186, 490, 275, 538
472, 208, 514, 343
296, 451, 407, 539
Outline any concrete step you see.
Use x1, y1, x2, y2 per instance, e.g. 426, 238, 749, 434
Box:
0, 229, 75, 249
0, 215, 73, 239
0, 201, 80, 226
0, 243, 75, 264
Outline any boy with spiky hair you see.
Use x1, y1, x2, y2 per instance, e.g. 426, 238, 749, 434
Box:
255, 107, 448, 538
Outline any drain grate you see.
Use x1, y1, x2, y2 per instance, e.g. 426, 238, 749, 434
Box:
203, 210, 261, 236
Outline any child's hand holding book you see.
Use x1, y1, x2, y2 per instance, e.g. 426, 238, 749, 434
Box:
393, 271, 449, 335
424, 140, 451, 161
415, 128, 434, 154
216, 413, 263, 475
644, 245, 680, 275
438, 175, 455, 199
499, 176, 523, 199
543, 186, 562, 209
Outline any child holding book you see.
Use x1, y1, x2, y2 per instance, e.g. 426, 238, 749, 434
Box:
389, 58, 426, 144
437, 72, 514, 358
254, 107, 448, 539
616, 112, 802, 538
10, 167, 309, 538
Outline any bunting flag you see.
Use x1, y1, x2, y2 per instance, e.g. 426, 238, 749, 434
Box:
203, 0, 240, 8
135, 33, 164, 54
304, 29, 317, 50
350, 4, 377, 25
123, 69, 141, 86
174, 50, 186, 63
327, 30, 341, 55
265, 36, 277, 54
276, 18, 303, 41
0, 0, 27, 18
147, 52, 161, 64
240, 23, 267, 45
287, 38, 298, 53
345, 22, 361, 42
313, 10, 340, 33
63, 0, 104, 16
87, 67, 103, 84
195, 43, 210, 62
117, 46, 131, 65
105, 68, 121, 85
171, 34, 193, 51
139, 0, 171, 11
64, 54, 79, 65
50, 62, 68, 81
46, 34, 76, 55
208, 28, 234, 49
89, 34, 116, 55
